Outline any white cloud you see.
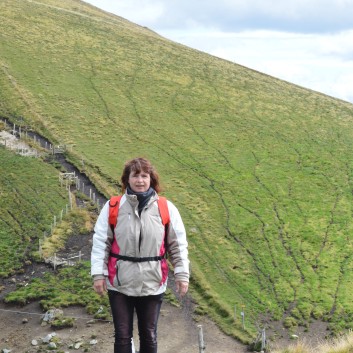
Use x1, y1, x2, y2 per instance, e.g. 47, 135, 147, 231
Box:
86, 0, 353, 32
89, 0, 353, 32
332, 73, 353, 103
317, 30, 353, 59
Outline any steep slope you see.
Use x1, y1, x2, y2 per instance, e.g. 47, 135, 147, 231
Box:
1, 0, 353, 341
0, 143, 67, 277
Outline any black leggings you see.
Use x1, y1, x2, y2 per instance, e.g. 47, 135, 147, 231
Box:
108, 290, 164, 353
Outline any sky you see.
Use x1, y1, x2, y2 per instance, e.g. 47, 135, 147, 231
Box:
83, 0, 353, 104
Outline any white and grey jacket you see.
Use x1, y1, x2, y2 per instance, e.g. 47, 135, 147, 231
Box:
91, 193, 189, 296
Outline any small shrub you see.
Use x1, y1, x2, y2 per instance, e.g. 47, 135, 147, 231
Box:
51, 316, 75, 329
290, 308, 302, 320
297, 302, 313, 321
312, 306, 325, 320
194, 305, 208, 316
284, 316, 298, 329
164, 288, 180, 307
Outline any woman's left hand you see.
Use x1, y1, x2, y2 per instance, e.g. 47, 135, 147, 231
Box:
93, 278, 107, 296
175, 281, 189, 297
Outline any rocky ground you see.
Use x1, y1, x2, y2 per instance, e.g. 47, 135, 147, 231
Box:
0, 275, 247, 353
0, 301, 243, 353
0, 260, 330, 353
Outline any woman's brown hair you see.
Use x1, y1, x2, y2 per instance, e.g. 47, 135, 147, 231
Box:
121, 157, 161, 193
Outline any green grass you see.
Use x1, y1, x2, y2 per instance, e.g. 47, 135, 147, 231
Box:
1, 0, 353, 343
0, 146, 67, 276
4, 261, 111, 320
4, 260, 181, 323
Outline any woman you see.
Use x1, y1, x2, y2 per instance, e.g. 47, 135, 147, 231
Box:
91, 157, 190, 353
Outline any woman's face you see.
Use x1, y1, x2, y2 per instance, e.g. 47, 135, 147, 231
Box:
128, 170, 151, 193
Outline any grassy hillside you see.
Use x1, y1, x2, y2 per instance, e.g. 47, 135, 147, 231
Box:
0, 144, 68, 277
2, 0, 353, 341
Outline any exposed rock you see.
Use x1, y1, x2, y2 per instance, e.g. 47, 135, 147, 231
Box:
48, 341, 57, 349
42, 308, 64, 323
42, 333, 55, 343
74, 341, 83, 349
31, 339, 38, 346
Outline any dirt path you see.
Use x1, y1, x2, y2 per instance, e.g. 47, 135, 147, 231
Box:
0, 286, 247, 353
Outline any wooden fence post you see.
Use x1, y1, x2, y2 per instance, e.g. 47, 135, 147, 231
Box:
69, 189, 73, 210
261, 328, 266, 352
38, 239, 43, 258
198, 325, 205, 353
241, 311, 245, 330
131, 338, 136, 353
53, 253, 57, 271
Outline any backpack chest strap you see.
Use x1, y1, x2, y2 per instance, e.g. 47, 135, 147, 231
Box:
109, 253, 167, 262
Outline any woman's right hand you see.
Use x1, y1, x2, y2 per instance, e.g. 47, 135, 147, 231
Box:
93, 278, 107, 296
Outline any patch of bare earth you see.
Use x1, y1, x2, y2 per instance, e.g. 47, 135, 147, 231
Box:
0, 296, 246, 353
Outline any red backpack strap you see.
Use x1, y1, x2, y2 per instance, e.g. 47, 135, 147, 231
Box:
108, 195, 122, 286
157, 196, 170, 226
157, 196, 170, 285
109, 195, 122, 233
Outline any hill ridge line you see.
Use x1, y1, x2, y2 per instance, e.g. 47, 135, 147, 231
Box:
24, 0, 161, 37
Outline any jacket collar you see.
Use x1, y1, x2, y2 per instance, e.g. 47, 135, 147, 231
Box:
125, 191, 158, 208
